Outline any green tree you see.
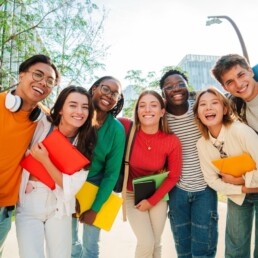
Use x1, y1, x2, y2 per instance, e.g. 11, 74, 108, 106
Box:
44, 0, 108, 93
123, 69, 160, 118
0, 0, 107, 107
123, 65, 192, 118
0, 0, 68, 88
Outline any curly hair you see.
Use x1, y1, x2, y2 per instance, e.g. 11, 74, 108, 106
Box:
159, 69, 189, 89
88, 76, 124, 117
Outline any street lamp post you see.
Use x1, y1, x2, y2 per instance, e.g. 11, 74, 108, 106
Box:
206, 15, 249, 63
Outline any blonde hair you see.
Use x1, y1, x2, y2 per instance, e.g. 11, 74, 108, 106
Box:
193, 86, 235, 139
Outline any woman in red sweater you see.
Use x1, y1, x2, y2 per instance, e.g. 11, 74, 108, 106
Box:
125, 90, 182, 258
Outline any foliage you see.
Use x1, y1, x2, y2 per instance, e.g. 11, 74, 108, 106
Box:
1, 0, 62, 87
123, 69, 160, 118
0, 0, 107, 107
43, 0, 108, 93
123, 65, 192, 118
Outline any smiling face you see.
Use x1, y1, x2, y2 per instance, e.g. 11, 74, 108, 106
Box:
197, 92, 227, 138
162, 74, 189, 107
17, 62, 56, 106
221, 64, 257, 102
91, 79, 121, 113
137, 93, 165, 133
59, 92, 89, 133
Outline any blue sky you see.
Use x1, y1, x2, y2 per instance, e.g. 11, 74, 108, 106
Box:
94, 0, 258, 86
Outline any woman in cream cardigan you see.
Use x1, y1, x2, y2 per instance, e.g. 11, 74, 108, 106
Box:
193, 86, 258, 258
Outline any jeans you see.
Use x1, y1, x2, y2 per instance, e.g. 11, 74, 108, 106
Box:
71, 217, 100, 258
72, 217, 83, 258
0, 207, 13, 258
225, 194, 258, 258
168, 186, 218, 258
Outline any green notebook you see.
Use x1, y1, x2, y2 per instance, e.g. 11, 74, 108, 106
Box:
132, 172, 169, 201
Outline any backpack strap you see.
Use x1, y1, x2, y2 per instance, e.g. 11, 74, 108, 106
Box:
121, 122, 136, 221
235, 97, 245, 117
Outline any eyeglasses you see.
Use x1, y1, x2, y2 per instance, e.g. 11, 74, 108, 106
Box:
163, 82, 187, 92
100, 84, 121, 101
30, 71, 56, 88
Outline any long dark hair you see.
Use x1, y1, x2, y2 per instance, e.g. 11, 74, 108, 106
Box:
49, 86, 97, 166
88, 76, 124, 117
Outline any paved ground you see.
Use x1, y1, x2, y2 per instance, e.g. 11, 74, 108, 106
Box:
2, 202, 253, 258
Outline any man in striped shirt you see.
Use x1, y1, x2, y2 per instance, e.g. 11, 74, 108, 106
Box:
160, 69, 218, 258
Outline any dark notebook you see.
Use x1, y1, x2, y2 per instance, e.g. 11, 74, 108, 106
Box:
133, 180, 156, 205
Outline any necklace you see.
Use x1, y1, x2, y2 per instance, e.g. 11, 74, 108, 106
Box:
140, 130, 158, 151
144, 139, 152, 151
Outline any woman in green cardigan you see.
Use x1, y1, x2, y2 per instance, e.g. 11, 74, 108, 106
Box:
71, 76, 125, 258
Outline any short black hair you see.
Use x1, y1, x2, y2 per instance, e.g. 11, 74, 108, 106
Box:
159, 69, 188, 89
19, 54, 60, 85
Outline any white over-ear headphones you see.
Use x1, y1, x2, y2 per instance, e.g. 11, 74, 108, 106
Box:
5, 89, 23, 112
5, 90, 44, 122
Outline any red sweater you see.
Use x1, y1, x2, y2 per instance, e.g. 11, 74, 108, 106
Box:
128, 128, 182, 206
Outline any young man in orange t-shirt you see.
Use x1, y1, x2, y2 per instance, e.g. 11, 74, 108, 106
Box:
0, 54, 59, 257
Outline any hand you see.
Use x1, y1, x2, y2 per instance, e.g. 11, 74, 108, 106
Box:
220, 173, 244, 185
79, 209, 97, 225
75, 198, 81, 215
30, 142, 49, 164
72, 199, 81, 218
135, 199, 152, 212
242, 186, 258, 193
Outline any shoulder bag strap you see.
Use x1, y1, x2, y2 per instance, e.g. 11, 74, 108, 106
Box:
122, 122, 136, 221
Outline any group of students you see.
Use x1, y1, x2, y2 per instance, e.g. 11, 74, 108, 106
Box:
0, 53, 258, 258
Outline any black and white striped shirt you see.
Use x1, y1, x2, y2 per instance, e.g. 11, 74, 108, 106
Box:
166, 100, 207, 192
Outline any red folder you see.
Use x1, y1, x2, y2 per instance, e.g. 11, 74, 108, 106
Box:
21, 130, 90, 189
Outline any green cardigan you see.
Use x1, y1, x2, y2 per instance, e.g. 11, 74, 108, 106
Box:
87, 113, 125, 212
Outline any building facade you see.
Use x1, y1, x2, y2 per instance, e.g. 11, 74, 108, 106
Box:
177, 54, 223, 91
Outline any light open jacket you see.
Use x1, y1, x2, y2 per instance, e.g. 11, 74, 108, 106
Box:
18, 115, 88, 218
197, 121, 258, 205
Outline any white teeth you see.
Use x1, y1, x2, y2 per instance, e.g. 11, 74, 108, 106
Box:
205, 113, 215, 118
238, 86, 247, 93
101, 99, 110, 105
33, 86, 44, 94
143, 115, 153, 118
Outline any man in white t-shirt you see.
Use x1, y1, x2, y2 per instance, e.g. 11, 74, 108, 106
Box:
212, 54, 258, 132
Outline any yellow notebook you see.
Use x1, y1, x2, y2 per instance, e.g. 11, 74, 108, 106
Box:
76, 181, 123, 231
212, 153, 256, 177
